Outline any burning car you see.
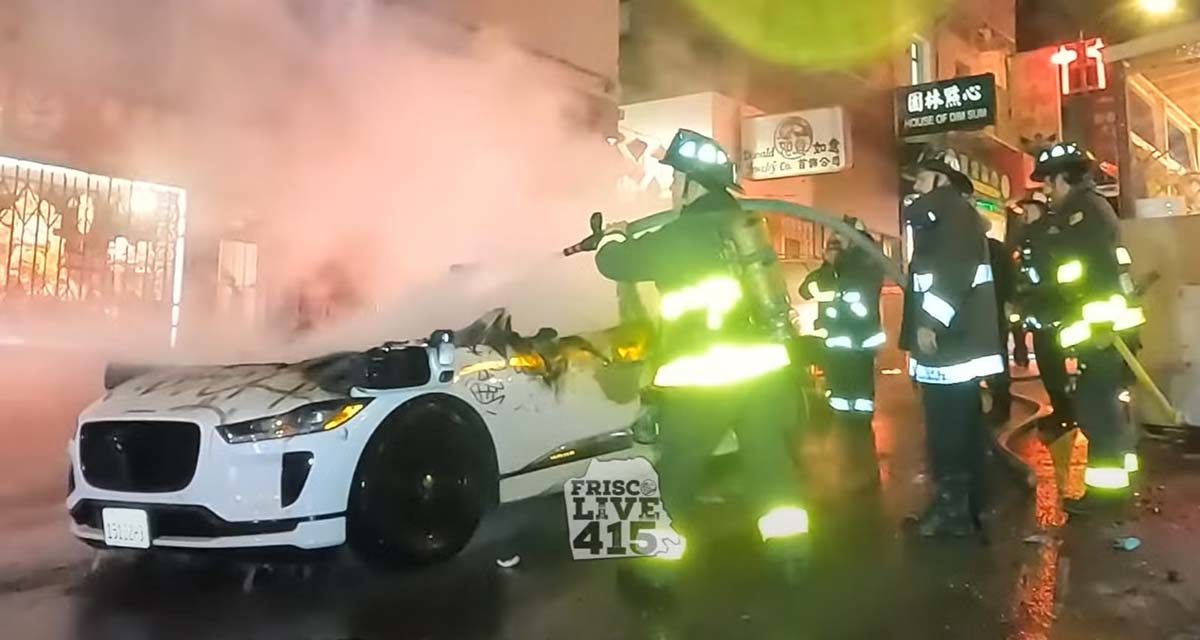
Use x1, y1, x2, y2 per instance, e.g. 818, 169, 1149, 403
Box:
67, 309, 647, 566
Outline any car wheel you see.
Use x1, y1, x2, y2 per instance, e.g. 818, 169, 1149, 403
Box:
348, 397, 497, 568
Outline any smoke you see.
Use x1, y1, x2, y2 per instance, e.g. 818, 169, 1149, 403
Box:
2, 0, 633, 363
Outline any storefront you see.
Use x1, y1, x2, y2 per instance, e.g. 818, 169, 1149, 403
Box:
1108, 28, 1200, 218
896, 73, 1026, 245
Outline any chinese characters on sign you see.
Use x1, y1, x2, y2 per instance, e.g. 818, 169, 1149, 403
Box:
741, 107, 852, 180
898, 74, 996, 137
1052, 38, 1107, 96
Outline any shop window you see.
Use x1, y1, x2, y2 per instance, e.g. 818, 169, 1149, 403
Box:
0, 157, 184, 314
784, 238, 802, 260
217, 240, 259, 323
909, 37, 932, 85
1128, 92, 1157, 144
619, 0, 632, 37
1167, 120, 1194, 170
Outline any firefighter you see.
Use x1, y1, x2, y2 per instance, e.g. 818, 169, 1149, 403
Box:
901, 151, 1005, 537
1031, 143, 1145, 513
809, 217, 886, 428
594, 130, 809, 586
798, 234, 842, 341
797, 234, 843, 371
1011, 193, 1076, 429
986, 232, 1016, 424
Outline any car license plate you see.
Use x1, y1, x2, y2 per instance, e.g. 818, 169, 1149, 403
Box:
101, 508, 151, 549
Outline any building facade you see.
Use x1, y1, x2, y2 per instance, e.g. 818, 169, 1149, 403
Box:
0, 0, 621, 349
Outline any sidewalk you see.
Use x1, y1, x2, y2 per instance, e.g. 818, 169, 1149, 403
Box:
1002, 380, 1200, 639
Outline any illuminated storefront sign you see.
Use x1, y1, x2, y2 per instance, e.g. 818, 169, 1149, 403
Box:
1052, 38, 1107, 96
897, 74, 997, 137
741, 107, 852, 179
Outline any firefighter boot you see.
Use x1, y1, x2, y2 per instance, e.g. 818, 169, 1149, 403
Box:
916, 475, 973, 537
1064, 489, 1132, 517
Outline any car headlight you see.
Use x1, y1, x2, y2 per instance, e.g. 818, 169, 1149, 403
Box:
217, 400, 370, 444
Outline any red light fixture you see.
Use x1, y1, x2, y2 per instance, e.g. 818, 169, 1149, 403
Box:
1051, 38, 1107, 96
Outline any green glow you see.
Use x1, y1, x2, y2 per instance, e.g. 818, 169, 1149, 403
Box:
1059, 320, 1092, 348
1057, 259, 1084, 284
1084, 466, 1130, 490
682, 0, 951, 69
757, 506, 811, 541
654, 343, 790, 388
661, 276, 743, 330
1124, 453, 1140, 473
1082, 294, 1128, 324
1116, 246, 1132, 265
1113, 306, 1146, 331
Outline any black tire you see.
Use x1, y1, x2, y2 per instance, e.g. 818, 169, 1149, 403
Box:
347, 397, 498, 568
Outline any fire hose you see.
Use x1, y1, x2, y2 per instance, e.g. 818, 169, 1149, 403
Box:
563, 199, 907, 287
563, 198, 1184, 425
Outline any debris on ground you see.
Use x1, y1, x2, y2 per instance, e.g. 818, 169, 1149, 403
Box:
496, 555, 521, 569
1023, 533, 1055, 546
1167, 570, 1183, 583
1113, 537, 1142, 552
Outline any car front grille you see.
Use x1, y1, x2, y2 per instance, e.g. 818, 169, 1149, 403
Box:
79, 421, 201, 493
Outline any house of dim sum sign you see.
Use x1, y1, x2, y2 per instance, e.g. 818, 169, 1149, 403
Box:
897, 73, 997, 137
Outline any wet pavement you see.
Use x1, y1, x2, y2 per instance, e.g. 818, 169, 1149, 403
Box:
1, 375, 1198, 639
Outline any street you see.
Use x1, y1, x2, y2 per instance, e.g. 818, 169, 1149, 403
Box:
3, 374, 1196, 640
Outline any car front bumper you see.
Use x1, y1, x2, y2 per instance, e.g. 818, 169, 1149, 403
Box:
66, 405, 378, 551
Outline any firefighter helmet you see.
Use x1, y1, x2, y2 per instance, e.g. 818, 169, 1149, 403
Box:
915, 149, 974, 196
843, 215, 874, 241
661, 129, 739, 192
1031, 142, 1093, 181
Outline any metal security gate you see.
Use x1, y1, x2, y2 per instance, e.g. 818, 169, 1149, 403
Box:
0, 156, 187, 343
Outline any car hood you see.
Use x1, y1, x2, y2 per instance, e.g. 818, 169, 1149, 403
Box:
83, 353, 359, 426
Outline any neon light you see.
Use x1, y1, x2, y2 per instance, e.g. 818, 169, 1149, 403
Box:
1051, 45, 1079, 95
1124, 452, 1139, 472
1086, 38, 1107, 90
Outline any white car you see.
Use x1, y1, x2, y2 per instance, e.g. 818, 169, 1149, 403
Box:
67, 309, 648, 565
